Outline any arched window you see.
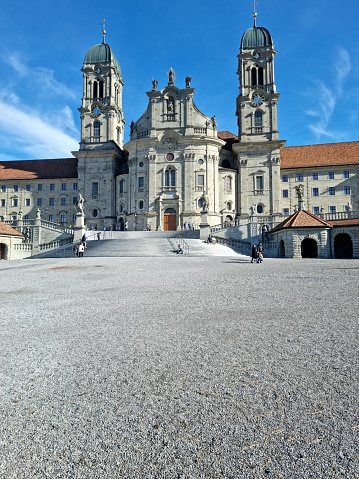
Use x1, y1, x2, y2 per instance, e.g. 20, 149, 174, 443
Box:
226, 201, 232, 210
93, 81, 98, 99
221, 159, 231, 168
119, 179, 124, 194
99, 81, 104, 98
224, 176, 232, 191
139, 200, 144, 210
254, 111, 263, 127
92, 209, 98, 217
258, 67, 264, 85
165, 168, 176, 187
93, 121, 100, 141
251, 67, 257, 86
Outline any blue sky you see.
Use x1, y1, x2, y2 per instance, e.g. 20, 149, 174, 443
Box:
0, 0, 358, 161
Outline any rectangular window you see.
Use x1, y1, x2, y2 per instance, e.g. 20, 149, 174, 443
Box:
313, 206, 320, 215
197, 174, 205, 186
12, 198, 18, 207
50, 183, 55, 191
73, 182, 78, 190
283, 208, 289, 216
295, 174, 303, 182
281, 175, 288, 182
330, 206, 336, 214
255, 176, 264, 191
73, 197, 78, 205
24, 215, 29, 221
61, 197, 67, 205
38, 184, 43, 191
282, 189, 289, 198
26, 184, 31, 191
312, 188, 319, 196
1, 185, 6, 192
49, 198, 55, 206
14, 185, 18, 192
343, 186, 351, 195
92, 182, 99, 196
25, 198, 31, 206
1, 199, 5, 207
37, 198, 42, 206
49, 214, 54, 222
328, 171, 334, 179
138, 177, 144, 188
343, 170, 349, 178
328, 187, 335, 195
60, 214, 67, 223
311, 172, 318, 180
61, 183, 67, 191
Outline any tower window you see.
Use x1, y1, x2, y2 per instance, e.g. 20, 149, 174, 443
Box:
224, 176, 232, 191
93, 121, 101, 141
258, 67, 264, 85
92, 182, 99, 197
99, 81, 104, 98
255, 176, 264, 192
139, 200, 144, 210
119, 179, 124, 194
254, 111, 263, 127
93, 81, 98, 99
165, 168, 176, 187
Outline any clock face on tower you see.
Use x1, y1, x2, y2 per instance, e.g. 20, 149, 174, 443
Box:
91, 103, 103, 117
251, 93, 265, 107
253, 53, 260, 60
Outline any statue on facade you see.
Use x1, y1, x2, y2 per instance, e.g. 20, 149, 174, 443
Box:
36, 208, 41, 219
295, 184, 304, 201
201, 193, 209, 211
18, 209, 23, 220
168, 68, 175, 85
167, 98, 174, 112
23, 226, 32, 243
76, 193, 85, 215
185, 76, 192, 88
211, 115, 217, 129
152, 79, 158, 91
250, 204, 257, 215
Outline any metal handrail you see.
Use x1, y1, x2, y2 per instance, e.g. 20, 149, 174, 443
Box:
169, 234, 190, 255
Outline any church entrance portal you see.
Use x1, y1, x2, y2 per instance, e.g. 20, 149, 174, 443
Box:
164, 208, 177, 231
301, 238, 318, 258
334, 233, 353, 259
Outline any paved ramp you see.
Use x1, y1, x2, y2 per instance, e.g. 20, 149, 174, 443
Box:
34, 231, 249, 258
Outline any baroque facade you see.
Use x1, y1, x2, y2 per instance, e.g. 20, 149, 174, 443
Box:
1, 15, 359, 235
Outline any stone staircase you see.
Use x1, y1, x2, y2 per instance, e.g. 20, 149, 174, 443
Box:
31, 230, 249, 259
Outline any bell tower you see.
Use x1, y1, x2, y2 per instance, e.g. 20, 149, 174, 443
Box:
233, 6, 285, 218
79, 22, 125, 149
73, 23, 128, 231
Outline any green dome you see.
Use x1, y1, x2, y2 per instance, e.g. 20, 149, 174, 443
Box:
84, 43, 121, 74
241, 26, 273, 50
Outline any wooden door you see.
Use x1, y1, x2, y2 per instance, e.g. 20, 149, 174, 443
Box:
164, 213, 176, 231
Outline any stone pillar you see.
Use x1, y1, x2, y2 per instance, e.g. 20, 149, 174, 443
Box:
199, 210, 210, 240
73, 213, 86, 242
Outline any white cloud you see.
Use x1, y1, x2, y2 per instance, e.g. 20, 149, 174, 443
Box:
306, 47, 351, 140
0, 100, 79, 159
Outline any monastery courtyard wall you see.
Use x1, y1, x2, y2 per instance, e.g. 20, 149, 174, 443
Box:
1, 256, 358, 477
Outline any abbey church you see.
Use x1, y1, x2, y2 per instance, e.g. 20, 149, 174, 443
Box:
1, 13, 359, 259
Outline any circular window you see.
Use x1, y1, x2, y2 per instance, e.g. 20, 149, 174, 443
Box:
139, 161, 144, 167
198, 159, 204, 165
139, 200, 144, 209
257, 204, 263, 214
166, 153, 174, 161
92, 209, 98, 217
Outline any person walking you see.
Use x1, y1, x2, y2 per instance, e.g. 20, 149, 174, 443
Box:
251, 244, 257, 263
257, 242, 264, 263
78, 242, 85, 257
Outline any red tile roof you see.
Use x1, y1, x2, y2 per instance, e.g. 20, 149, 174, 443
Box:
281, 142, 359, 169
0, 158, 78, 180
0, 222, 23, 236
271, 210, 332, 232
329, 218, 359, 227
218, 131, 238, 140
